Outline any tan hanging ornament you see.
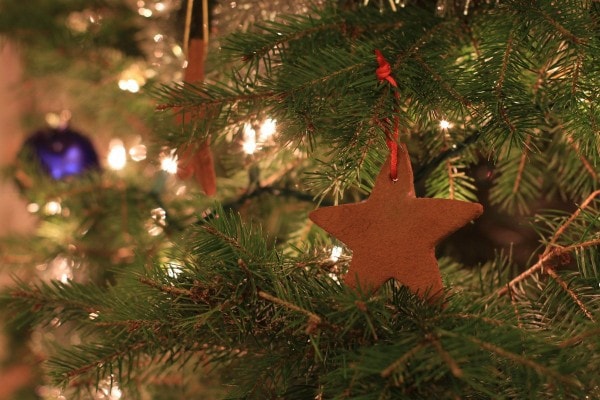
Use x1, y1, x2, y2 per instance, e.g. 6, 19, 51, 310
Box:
310, 145, 483, 300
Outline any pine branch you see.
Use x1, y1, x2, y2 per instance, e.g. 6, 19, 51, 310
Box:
498, 190, 600, 297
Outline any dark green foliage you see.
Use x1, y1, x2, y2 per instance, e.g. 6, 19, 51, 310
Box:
0, 0, 599, 399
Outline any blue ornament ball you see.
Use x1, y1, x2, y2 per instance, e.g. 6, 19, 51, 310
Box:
22, 127, 100, 180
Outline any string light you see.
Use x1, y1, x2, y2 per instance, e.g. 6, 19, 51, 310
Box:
27, 203, 40, 213
129, 144, 147, 161
107, 139, 127, 170
160, 149, 178, 174
40, 255, 74, 283
118, 64, 146, 93
164, 260, 184, 278
242, 123, 257, 155
147, 207, 167, 236
258, 118, 277, 142
44, 200, 62, 216
330, 246, 343, 262
95, 377, 122, 400
242, 118, 277, 155
439, 119, 452, 130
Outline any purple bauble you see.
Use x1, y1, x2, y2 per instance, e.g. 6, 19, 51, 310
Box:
22, 127, 100, 179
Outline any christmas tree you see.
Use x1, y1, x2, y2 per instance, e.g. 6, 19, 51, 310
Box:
0, 0, 599, 398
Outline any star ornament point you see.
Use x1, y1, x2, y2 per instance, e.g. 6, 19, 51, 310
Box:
310, 147, 483, 300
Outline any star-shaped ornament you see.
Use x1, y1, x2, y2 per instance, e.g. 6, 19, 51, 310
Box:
310, 145, 483, 299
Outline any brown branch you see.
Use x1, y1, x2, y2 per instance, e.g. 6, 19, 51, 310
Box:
545, 267, 595, 322
497, 238, 600, 297
10, 289, 97, 314
257, 290, 323, 334
512, 136, 531, 195
201, 224, 254, 260
138, 276, 193, 298
430, 336, 463, 378
413, 54, 472, 110
496, 33, 517, 134
465, 336, 581, 387
567, 138, 598, 180
540, 10, 585, 45
65, 342, 148, 378
560, 327, 600, 348
446, 159, 456, 200
380, 342, 427, 378
571, 52, 583, 95
497, 190, 600, 296
508, 288, 523, 329
546, 190, 600, 252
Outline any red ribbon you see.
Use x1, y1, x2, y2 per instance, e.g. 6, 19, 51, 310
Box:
374, 49, 399, 181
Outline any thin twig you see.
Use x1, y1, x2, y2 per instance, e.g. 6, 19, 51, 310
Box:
544, 267, 595, 322
497, 190, 600, 296
546, 190, 600, 252
138, 276, 193, 298
508, 287, 523, 329
381, 342, 427, 378
430, 336, 463, 378
465, 336, 581, 387
560, 327, 600, 348
497, 238, 600, 296
257, 290, 323, 332
512, 135, 530, 195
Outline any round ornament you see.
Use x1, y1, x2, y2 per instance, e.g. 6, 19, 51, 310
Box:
21, 127, 100, 180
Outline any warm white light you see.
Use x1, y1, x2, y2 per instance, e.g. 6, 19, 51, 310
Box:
118, 64, 146, 93
88, 311, 100, 320
147, 207, 167, 236
242, 123, 257, 154
258, 118, 277, 142
165, 261, 183, 278
172, 44, 183, 57
330, 246, 343, 262
138, 7, 153, 17
155, 2, 166, 12
160, 149, 178, 174
129, 144, 147, 161
439, 119, 452, 130
153, 33, 164, 42
107, 139, 127, 170
175, 185, 187, 196
118, 78, 140, 93
96, 377, 122, 400
44, 112, 61, 128
44, 200, 62, 216
47, 256, 73, 283
27, 203, 40, 213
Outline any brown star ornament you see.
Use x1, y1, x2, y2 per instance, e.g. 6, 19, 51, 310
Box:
309, 145, 483, 299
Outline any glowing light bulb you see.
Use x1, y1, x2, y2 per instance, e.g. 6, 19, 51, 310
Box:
138, 7, 153, 17
44, 200, 62, 216
107, 139, 127, 170
242, 123, 257, 155
96, 377, 122, 400
118, 78, 140, 93
330, 246, 343, 262
118, 64, 146, 93
439, 119, 452, 130
129, 144, 147, 161
258, 118, 277, 142
27, 203, 40, 213
160, 149, 178, 174
165, 260, 183, 278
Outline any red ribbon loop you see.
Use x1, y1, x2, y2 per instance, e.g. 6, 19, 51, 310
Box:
374, 49, 399, 181
375, 49, 398, 88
